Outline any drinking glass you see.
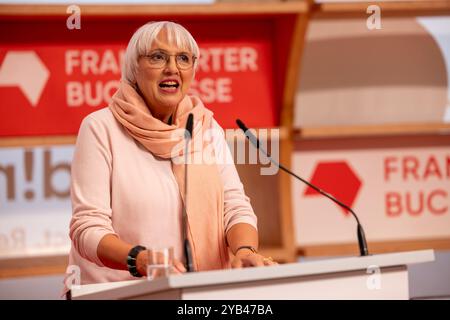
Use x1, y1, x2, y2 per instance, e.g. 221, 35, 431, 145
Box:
146, 247, 174, 281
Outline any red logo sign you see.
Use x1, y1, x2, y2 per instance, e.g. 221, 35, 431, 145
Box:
0, 40, 276, 137
303, 161, 362, 216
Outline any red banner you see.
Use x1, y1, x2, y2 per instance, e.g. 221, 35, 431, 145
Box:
0, 39, 275, 136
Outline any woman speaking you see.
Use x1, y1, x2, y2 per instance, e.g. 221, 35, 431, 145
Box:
66, 21, 274, 292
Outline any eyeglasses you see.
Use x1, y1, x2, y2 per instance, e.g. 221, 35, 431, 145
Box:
143, 50, 196, 70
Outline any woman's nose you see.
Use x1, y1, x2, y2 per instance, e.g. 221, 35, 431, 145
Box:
164, 56, 179, 73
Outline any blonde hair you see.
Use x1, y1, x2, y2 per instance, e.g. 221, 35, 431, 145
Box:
122, 21, 200, 85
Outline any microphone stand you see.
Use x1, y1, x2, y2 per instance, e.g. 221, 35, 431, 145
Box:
183, 113, 195, 271
236, 119, 369, 256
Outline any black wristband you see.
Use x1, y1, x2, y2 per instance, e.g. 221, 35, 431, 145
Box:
235, 246, 257, 255
127, 245, 146, 277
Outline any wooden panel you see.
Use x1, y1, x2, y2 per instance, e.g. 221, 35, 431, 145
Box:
278, 138, 297, 262
0, 254, 68, 279
294, 131, 450, 152
233, 137, 299, 261
296, 123, 450, 139
281, 13, 310, 129
313, 0, 450, 19
298, 238, 450, 257
0, 136, 76, 147
236, 163, 282, 247
0, 2, 308, 16
277, 12, 311, 263
231, 130, 288, 249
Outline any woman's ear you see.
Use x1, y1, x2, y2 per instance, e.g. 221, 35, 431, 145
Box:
191, 67, 196, 81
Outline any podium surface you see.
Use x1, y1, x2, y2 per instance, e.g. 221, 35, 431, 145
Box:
71, 250, 434, 300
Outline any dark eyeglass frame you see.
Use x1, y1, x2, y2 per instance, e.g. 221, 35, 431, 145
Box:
142, 50, 197, 70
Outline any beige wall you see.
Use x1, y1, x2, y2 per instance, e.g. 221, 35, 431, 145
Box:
295, 17, 448, 127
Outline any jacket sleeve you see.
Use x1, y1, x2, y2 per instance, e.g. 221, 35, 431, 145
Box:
69, 115, 118, 267
211, 120, 258, 234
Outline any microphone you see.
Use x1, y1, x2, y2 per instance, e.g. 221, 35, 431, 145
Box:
185, 113, 194, 139
183, 113, 195, 272
236, 119, 369, 257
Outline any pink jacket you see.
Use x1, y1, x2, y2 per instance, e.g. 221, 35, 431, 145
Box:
66, 107, 257, 289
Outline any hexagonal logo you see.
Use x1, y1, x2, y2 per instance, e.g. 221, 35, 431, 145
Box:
303, 161, 362, 216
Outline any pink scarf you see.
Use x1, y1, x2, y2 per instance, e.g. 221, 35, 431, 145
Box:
109, 81, 230, 271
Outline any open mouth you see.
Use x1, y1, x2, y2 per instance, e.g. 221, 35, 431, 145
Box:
159, 80, 180, 89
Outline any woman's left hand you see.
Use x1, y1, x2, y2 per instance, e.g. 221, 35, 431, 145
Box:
231, 250, 277, 269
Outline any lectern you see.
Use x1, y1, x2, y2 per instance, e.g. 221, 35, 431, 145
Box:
71, 250, 434, 300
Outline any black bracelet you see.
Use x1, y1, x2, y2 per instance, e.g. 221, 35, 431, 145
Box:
127, 245, 146, 277
235, 246, 257, 255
